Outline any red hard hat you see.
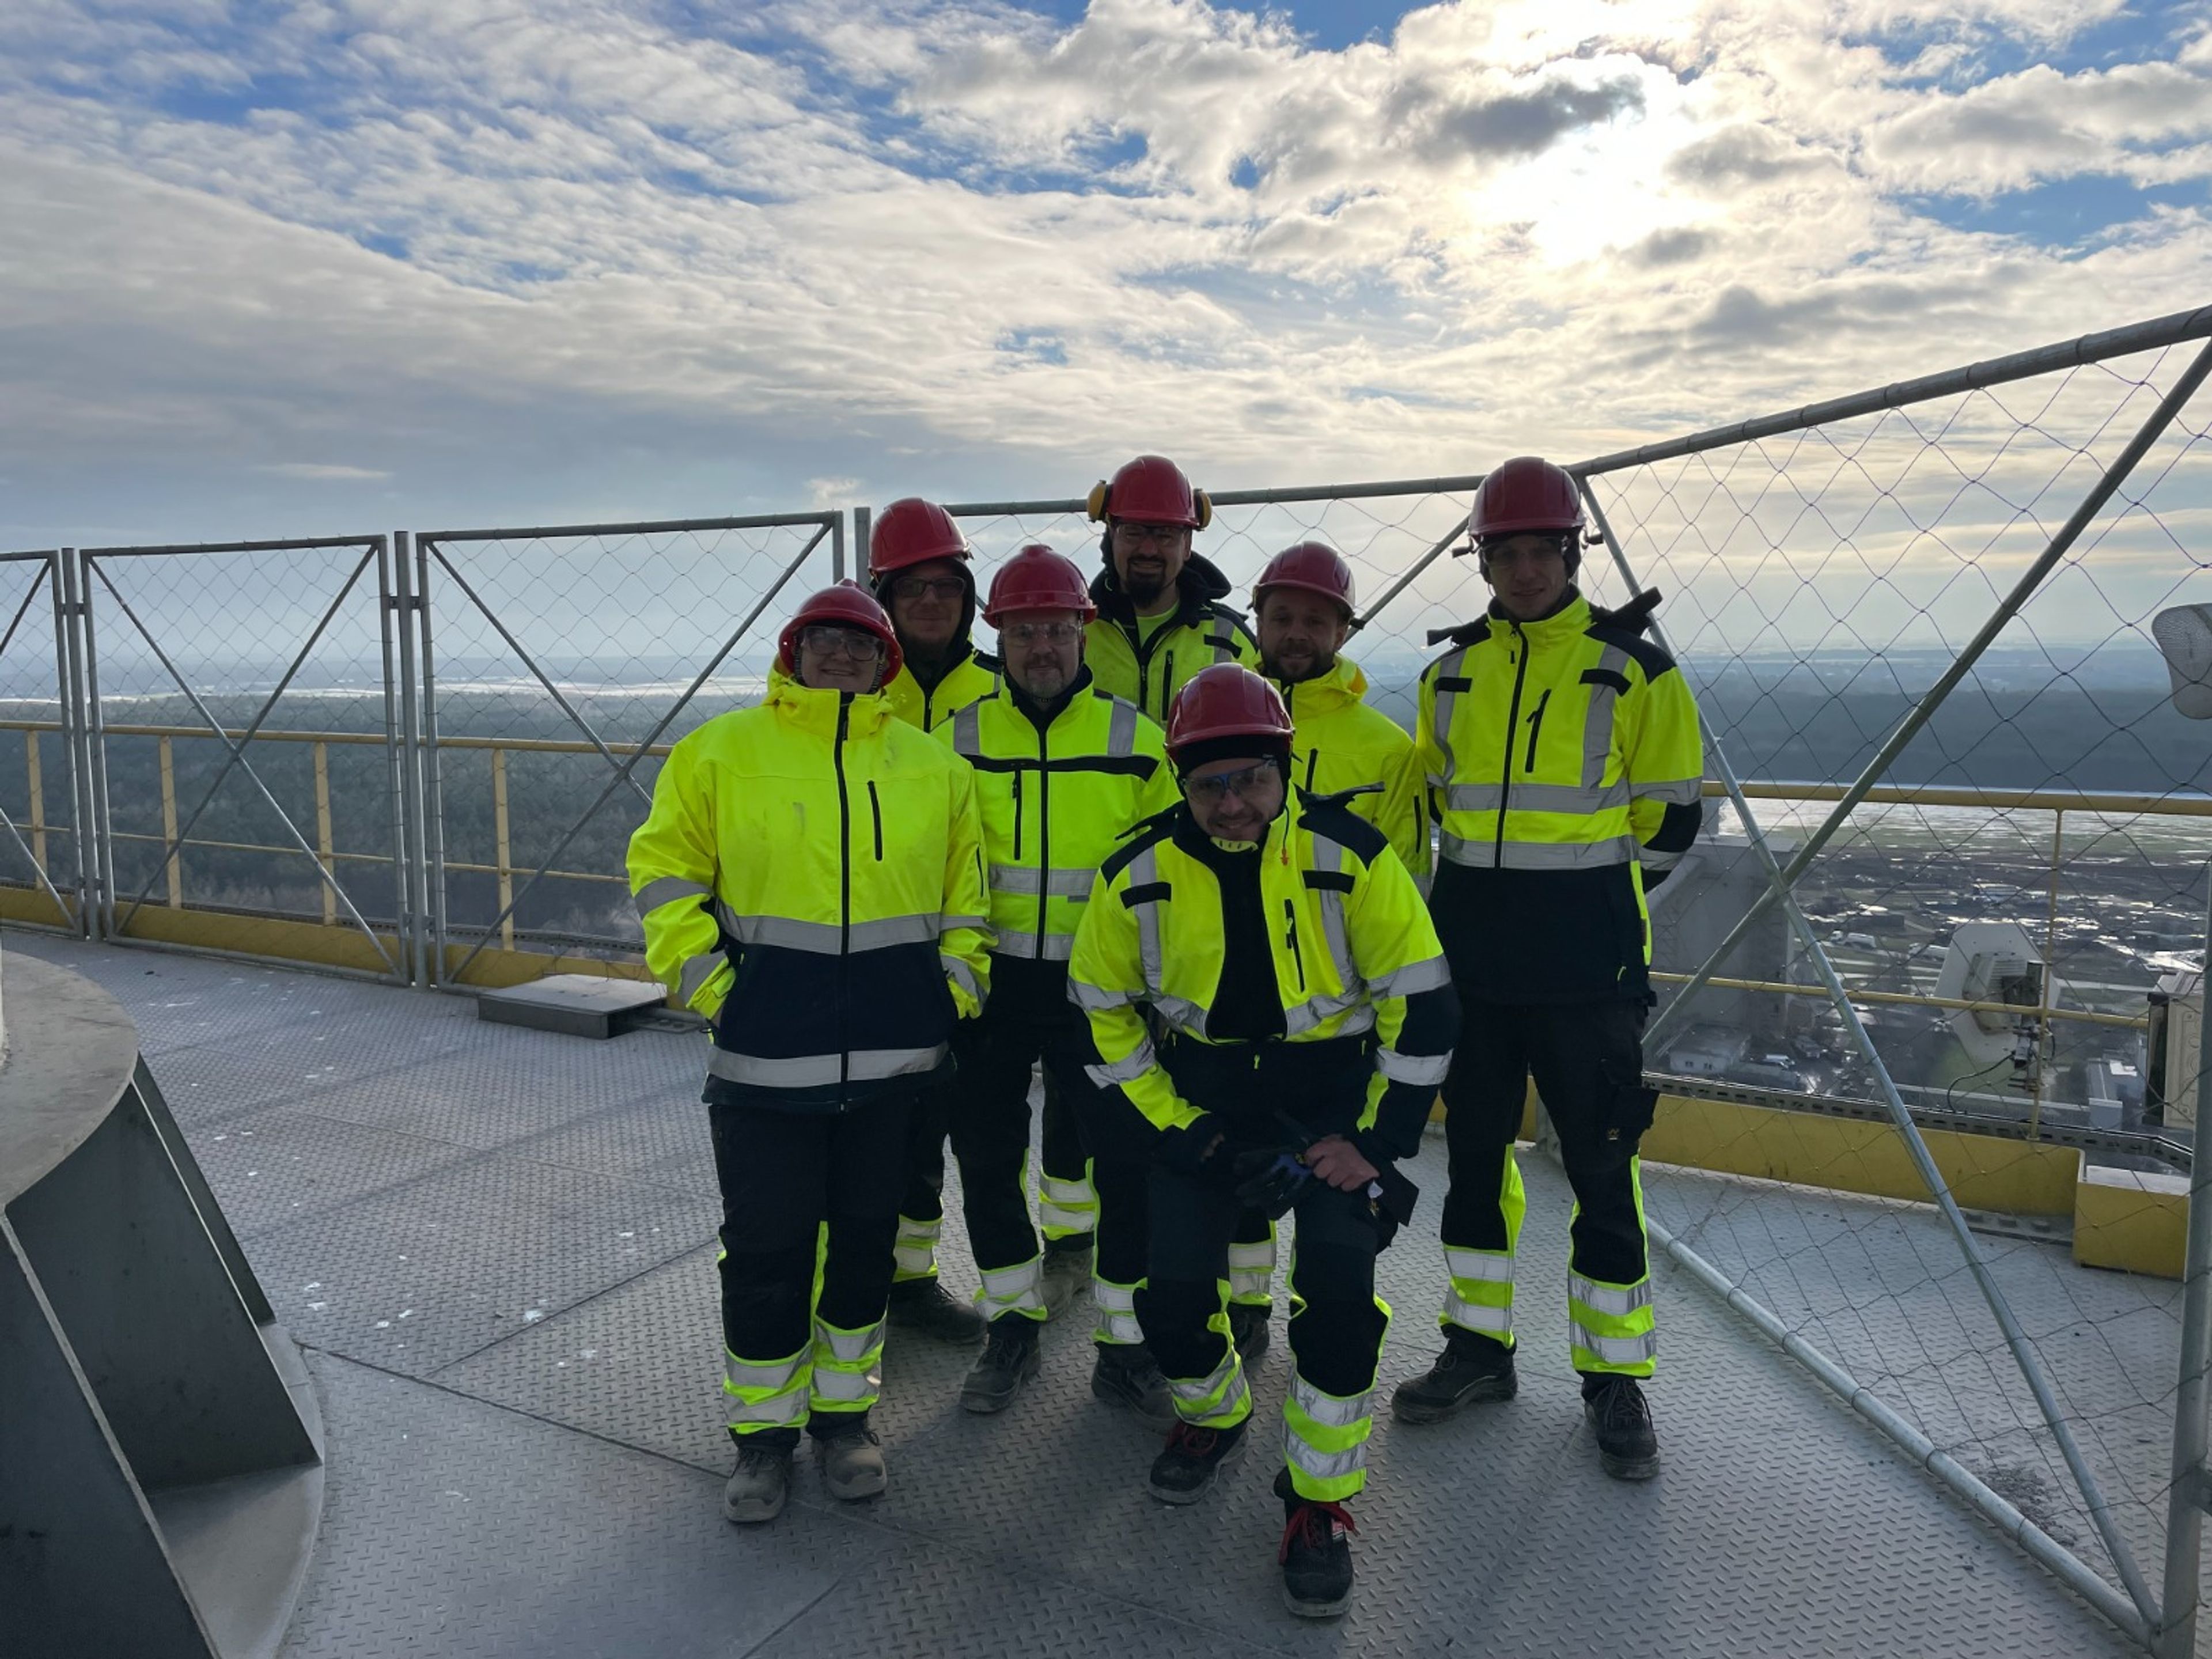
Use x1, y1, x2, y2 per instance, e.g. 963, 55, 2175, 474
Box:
1252, 541, 1356, 615
1470, 456, 1585, 541
1165, 664, 1294, 759
778, 581, 904, 686
983, 544, 1097, 626
869, 497, 971, 578
1087, 454, 1211, 529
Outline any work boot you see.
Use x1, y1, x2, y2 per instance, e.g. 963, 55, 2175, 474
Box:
1228, 1301, 1271, 1365
721, 1433, 796, 1525
1090, 1343, 1177, 1431
1272, 1468, 1356, 1619
1147, 1418, 1246, 1505
1040, 1240, 1094, 1321
1389, 1334, 1517, 1424
885, 1277, 986, 1344
815, 1421, 889, 1501
959, 1317, 1041, 1414
1583, 1375, 1660, 1481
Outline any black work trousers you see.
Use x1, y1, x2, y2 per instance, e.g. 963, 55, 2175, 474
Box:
710, 1093, 913, 1438
955, 959, 1154, 1335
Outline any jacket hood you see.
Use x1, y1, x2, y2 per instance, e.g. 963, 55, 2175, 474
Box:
765, 662, 893, 738
1270, 652, 1367, 714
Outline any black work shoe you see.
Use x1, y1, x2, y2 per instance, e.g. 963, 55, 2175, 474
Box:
722, 1437, 795, 1525
1228, 1301, 1272, 1365
1583, 1374, 1660, 1480
959, 1318, 1041, 1414
1389, 1335, 1517, 1424
1272, 1468, 1356, 1619
885, 1277, 986, 1344
1147, 1419, 1246, 1505
1039, 1241, 1093, 1321
1090, 1344, 1177, 1431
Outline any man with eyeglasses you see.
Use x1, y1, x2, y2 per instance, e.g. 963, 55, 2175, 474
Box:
1068, 664, 1456, 1618
628, 581, 990, 1526
1392, 456, 1705, 1485
1081, 454, 1259, 724
868, 498, 1007, 1346
935, 545, 1180, 1419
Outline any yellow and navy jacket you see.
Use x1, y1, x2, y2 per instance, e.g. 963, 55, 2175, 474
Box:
1067, 787, 1457, 1165
883, 641, 999, 732
1084, 552, 1260, 724
1415, 588, 1705, 1005
1272, 654, 1428, 880
628, 666, 992, 1111
940, 671, 1178, 967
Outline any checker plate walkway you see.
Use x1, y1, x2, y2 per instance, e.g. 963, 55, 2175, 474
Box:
16, 935, 2149, 1658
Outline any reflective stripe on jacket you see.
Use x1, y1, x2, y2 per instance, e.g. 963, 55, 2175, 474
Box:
1415, 588, 1705, 1003
1067, 788, 1456, 1160
883, 643, 999, 732
1274, 654, 1428, 881
627, 665, 992, 1110
1084, 552, 1260, 723
940, 676, 1178, 964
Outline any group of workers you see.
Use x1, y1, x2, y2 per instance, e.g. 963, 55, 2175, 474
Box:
627, 453, 1707, 1618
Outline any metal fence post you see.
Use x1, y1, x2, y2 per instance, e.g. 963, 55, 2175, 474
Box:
385, 533, 424, 986
73, 550, 116, 941
2157, 884, 2212, 1659
413, 535, 449, 987
48, 550, 90, 938
837, 510, 854, 583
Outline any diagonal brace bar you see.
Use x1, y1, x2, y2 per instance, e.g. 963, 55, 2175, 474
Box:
443, 522, 829, 982
1647, 336, 2212, 1057
1582, 478, 2162, 1625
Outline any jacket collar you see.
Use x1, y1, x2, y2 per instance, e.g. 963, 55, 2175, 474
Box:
766, 664, 892, 738
900, 635, 976, 696
1089, 551, 1238, 635
1487, 587, 1592, 644
1270, 653, 1366, 714
1007, 664, 1095, 732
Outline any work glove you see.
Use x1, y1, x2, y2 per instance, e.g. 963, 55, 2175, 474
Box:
1157, 1115, 1234, 1184
1231, 1146, 1313, 1218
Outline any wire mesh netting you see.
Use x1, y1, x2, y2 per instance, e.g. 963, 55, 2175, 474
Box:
414, 515, 840, 980
1565, 336, 2212, 1616
0, 551, 78, 929
81, 539, 406, 977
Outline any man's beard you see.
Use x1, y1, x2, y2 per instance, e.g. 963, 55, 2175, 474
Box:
1122, 566, 1168, 605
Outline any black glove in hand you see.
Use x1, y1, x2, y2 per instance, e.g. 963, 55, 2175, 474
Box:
1158, 1115, 1229, 1179
1231, 1147, 1313, 1218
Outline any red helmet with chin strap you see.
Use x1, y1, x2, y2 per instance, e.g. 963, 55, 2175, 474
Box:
1470, 457, 1585, 540
869, 498, 971, 578
1252, 541, 1357, 616
1165, 664, 1293, 760
983, 544, 1096, 626
777, 581, 903, 687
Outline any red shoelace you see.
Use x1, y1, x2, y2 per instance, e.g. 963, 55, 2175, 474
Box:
1279, 1499, 1357, 1563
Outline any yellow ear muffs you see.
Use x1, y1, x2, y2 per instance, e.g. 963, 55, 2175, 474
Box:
1086, 480, 1111, 521
1192, 489, 1213, 531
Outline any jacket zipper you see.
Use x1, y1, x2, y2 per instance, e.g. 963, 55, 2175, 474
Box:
867, 780, 884, 861
1304, 748, 1320, 790
1523, 688, 1551, 772
833, 698, 854, 1089
1035, 713, 1052, 957
1283, 899, 1306, 991
1012, 768, 1024, 860
1160, 649, 1175, 715
1495, 624, 1530, 868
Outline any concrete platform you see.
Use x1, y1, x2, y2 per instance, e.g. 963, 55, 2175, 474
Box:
7, 934, 2168, 1658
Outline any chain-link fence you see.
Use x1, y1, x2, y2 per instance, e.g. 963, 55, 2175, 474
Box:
77, 536, 409, 980
0, 551, 85, 935
408, 513, 844, 986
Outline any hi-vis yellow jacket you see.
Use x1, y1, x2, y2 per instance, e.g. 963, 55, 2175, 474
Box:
940, 673, 1177, 964
1067, 788, 1457, 1161
1273, 654, 1427, 880
883, 642, 999, 732
1415, 588, 1705, 1003
628, 665, 992, 1111
1084, 553, 1260, 723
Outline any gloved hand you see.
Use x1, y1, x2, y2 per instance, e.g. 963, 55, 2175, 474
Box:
1231, 1146, 1313, 1218
1157, 1115, 1231, 1181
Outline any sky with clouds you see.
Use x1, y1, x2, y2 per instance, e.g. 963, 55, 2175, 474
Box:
2, 0, 2209, 547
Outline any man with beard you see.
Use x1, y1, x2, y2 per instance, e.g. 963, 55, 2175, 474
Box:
1252, 541, 1427, 880
1081, 454, 1259, 724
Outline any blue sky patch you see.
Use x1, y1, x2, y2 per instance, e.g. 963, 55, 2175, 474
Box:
1904, 174, 2211, 245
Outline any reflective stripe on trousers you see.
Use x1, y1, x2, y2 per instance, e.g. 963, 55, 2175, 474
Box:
810, 1315, 886, 1411
1441, 1145, 1524, 1341
892, 1214, 940, 1281
724, 1344, 809, 1434
1092, 1277, 1144, 1347
1168, 1342, 1252, 1430
1228, 1231, 1276, 1304
975, 1253, 1047, 1322
1282, 1366, 1380, 1502
1037, 1169, 1098, 1237
1569, 1156, 1654, 1376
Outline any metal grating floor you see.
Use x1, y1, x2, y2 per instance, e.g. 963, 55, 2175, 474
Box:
11, 933, 2157, 1658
